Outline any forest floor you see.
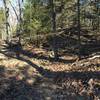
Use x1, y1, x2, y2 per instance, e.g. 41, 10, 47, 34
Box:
0, 45, 100, 100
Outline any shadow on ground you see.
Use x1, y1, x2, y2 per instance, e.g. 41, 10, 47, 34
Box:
0, 41, 100, 99
0, 63, 100, 100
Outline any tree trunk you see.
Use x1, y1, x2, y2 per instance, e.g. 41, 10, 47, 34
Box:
77, 0, 81, 59
3, 0, 9, 41
50, 0, 59, 60
18, 0, 23, 43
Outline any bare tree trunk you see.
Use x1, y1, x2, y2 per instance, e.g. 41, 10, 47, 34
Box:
50, 0, 59, 60
18, 0, 23, 43
77, 0, 81, 59
97, 2, 100, 31
3, 0, 9, 41
15, 0, 23, 58
50, 0, 56, 32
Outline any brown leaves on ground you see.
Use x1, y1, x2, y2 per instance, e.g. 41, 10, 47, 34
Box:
0, 48, 100, 100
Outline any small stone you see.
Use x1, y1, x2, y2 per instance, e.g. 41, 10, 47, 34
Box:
88, 79, 94, 87
72, 81, 78, 88
45, 97, 51, 100
26, 79, 35, 85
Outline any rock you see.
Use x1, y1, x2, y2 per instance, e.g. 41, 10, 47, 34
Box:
45, 97, 51, 100
26, 79, 35, 85
72, 81, 78, 88
88, 79, 94, 88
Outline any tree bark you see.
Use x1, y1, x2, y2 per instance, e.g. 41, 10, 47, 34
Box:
77, 0, 81, 59
3, 0, 9, 41
50, 0, 59, 60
